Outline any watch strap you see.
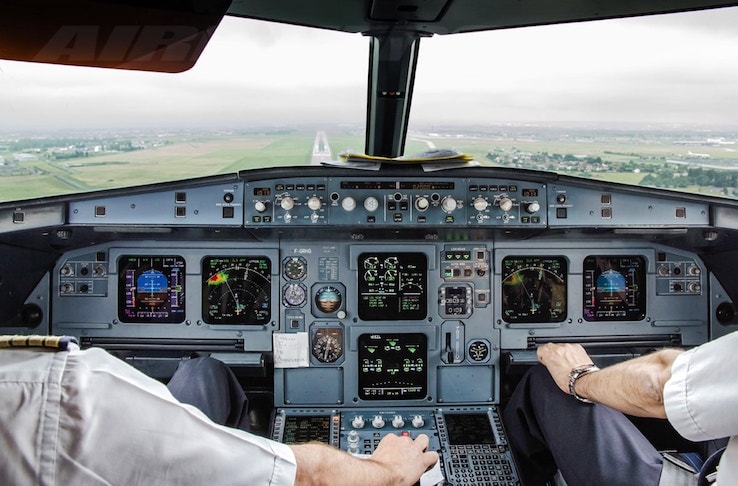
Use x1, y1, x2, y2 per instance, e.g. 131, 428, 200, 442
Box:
568, 364, 600, 403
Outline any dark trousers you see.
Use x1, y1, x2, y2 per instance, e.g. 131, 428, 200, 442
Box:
502, 365, 663, 486
166, 356, 251, 431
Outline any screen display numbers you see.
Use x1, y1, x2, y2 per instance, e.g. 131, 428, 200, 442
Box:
358, 252, 427, 321
358, 333, 427, 400
583, 255, 646, 321
118, 255, 186, 323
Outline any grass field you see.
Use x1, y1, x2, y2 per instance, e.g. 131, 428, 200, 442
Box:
1, 128, 737, 202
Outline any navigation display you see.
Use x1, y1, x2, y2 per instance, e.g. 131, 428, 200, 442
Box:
583, 255, 647, 321
501, 256, 567, 323
358, 252, 427, 321
202, 256, 271, 325
358, 333, 427, 400
118, 255, 186, 323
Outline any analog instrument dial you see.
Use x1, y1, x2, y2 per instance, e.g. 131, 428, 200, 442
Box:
283, 283, 307, 307
283, 257, 307, 280
468, 340, 490, 362
312, 327, 344, 363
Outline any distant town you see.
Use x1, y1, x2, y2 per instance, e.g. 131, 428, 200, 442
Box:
1, 125, 738, 202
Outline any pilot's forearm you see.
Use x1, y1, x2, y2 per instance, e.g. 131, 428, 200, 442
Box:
537, 342, 683, 418
575, 349, 683, 418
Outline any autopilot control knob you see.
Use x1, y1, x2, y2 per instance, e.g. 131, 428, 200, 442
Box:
498, 197, 514, 212
415, 196, 429, 211
280, 196, 295, 211
411, 415, 425, 428
392, 415, 405, 429
372, 415, 385, 429
254, 201, 267, 213
307, 196, 322, 211
342, 197, 357, 212
364, 196, 379, 212
351, 415, 365, 429
441, 196, 458, 213
526, 201, 541, 213
473, 197, 489, 212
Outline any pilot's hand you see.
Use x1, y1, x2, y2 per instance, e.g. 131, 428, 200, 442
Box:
369, 433, 439, 486
537, 342, 595, 395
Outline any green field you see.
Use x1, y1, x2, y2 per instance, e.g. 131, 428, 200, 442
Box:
1, 128, 737, 202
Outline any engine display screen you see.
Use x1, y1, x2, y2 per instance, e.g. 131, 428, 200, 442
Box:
202, 256, 271, 325
118, 255, 186, 323
358, 252, 427, 321
501, 256, 567, 323
583, 255, 647, 321
358, 333, 427, 400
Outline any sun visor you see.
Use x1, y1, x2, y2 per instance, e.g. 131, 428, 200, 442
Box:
0, 0, 231, 72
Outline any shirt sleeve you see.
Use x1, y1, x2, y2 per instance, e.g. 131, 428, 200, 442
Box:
664, 331, 738, 442
56, 347, 297, 486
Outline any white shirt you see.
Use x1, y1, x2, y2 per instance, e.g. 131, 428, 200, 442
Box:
0, 346, 297, 485
664, 331, 738, 484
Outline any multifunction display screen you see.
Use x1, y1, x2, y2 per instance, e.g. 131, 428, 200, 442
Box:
282, 415, 332, 444
202, 256, 271, 325
583, 255, 647, 321
444, 413, 496, 445
118, 255, 186, 323
501, 256, 567, 323
358, 252, 427, 321
358, 333, 427, 400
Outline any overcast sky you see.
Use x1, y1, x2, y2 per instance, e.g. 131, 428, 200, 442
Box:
1, 6, 738, 133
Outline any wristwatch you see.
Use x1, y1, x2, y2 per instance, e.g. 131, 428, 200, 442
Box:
568, 364, 600, 403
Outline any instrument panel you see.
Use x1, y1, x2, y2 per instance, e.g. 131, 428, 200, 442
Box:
10, 170, 731, 486
52, 238, 709, 397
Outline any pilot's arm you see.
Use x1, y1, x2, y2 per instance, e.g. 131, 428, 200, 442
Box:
536, 342, 683, 418
0, 345, 436, 486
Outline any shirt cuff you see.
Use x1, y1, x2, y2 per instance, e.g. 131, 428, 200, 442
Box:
664, 348, 705, 441
268, 440, 298, 485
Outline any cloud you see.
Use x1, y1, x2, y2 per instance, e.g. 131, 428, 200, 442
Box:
1, 6, 738, 132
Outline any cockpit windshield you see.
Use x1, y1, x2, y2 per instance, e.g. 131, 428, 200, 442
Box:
1, 6, 737, 203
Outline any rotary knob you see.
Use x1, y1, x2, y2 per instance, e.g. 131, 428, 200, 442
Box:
364, 196, 379, 212
392, 415, 405, 428
526, 201, 541, 213
498, 197, 513, 212
372, 415, 385, 429
415, 196, 429, 211
280, 196, 295, 211
307, 196, 322, 211
473, 196, 489, 211
441, 196, 458, 213
352, 416, 365, 429
342, 197, 357, 212
347, 430, 360, 454
254, 201, 267, 213
411, 415, 425, 428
